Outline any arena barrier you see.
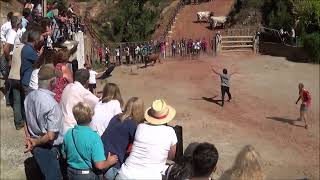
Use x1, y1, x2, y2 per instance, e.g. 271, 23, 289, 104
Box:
215, 27, 259, 54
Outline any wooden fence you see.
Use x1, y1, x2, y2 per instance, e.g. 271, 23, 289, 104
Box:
158, 0, 185, 41
216, 27, 258, 53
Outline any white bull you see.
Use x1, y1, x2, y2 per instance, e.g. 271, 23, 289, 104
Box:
210, 16, 227, 29
196, 11, 214, 23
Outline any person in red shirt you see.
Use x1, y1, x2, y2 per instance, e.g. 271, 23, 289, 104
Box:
295, 83, 311, 129
98, 47, 103, 63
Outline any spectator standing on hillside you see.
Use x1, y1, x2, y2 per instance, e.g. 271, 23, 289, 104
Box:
29, 50, 56, 90
202, 37, 207, 53
24, 0, 34, 12
117, 99, 177, 179
90, 83, 123, 136
291, 28, 295, 46
115, 46, 121, 65
211, 67, 236, 107
219, 145, 264, 180
171, 40, 176, 57
21, 30, 43, 96
1, 12, 13, 49
105, 46, 110, 65
141, 44, 149, 63
160, 41, 166, 59
125, 46, 130, 64
101, 97, 145, 179
215, 31, 222, 55
98, 47, 103, 64
51, 48, 74, 102
62, 102, 118, 180
60, 69, 99, 134
279, 28, 284, 43
21, 8, 30, 31
295, 83, 311, 129
135, 45, 140, 62
7, 27, 28, 130
24, 64, 64, 180
2, 16, 20, 79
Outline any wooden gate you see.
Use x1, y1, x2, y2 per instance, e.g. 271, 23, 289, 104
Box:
215, 27, 259, 54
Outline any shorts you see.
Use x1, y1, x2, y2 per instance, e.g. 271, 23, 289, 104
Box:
300, 104, 308, 112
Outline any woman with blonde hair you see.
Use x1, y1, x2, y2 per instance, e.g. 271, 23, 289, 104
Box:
62, 102, 118, 180
90, 83, 124, 136
51, 48, 73, 102
101, 97, 145, 179
219, 145, 264, 180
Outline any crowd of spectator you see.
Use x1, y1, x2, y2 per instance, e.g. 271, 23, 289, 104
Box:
94, 37, 212, 66
0, 2, 265, 180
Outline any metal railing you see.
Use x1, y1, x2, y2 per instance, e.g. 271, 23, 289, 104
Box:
158, 0, 186, 41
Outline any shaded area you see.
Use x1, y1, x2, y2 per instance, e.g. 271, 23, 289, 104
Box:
259, 42, 310, 63
189, 96, 222, 107
266, 117, 305, 128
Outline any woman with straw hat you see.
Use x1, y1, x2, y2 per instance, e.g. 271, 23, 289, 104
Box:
116, 99, 178, 180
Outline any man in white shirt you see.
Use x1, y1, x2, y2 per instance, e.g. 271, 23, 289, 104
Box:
291, 28, 296, 46
135, 45, 140, 62
3, 16, 20, 68
1, 12, 13, 49
60, 69, 99, 134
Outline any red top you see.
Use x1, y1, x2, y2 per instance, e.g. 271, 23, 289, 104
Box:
301, 89, 311, 106
52, 63, 69, 103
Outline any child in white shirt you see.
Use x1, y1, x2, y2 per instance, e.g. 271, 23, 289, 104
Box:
87, 66, 99, 94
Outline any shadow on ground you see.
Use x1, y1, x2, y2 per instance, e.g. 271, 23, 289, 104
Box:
266, 117, 305, 128
189, 96, 222, 107
259, 42, 311, 63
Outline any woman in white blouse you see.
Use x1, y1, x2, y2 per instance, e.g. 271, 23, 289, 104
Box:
90, 83, 123, 136
116, 99, 177, 179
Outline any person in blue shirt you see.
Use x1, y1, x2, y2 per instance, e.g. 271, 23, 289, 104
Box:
20, 30, 43, 96
62, 102, 118, 180
101, 97, 145, 179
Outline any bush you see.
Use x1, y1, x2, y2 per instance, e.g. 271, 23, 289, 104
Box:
303, 32, 320, 63
94, 0, 167, 42
264, 0, 294, 30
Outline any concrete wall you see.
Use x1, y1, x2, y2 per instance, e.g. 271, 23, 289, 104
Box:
74, 32, 85, 68
260, 42, 310, 63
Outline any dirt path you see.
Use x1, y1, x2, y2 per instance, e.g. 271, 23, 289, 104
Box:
169, 0, 234, 41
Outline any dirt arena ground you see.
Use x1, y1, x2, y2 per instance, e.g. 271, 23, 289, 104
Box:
1, 53, 318, 179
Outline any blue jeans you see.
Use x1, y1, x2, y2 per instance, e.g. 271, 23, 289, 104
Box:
8, 79, 25, 128
32, 146, 62, 180
104, 167, 119, 180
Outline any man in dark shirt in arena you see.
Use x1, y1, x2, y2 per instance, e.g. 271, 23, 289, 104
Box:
212, 67, 236, 107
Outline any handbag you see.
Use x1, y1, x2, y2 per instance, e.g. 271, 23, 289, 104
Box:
71, 129, 104, 179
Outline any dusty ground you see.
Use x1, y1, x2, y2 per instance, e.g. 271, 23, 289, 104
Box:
0, 54, 319, 179
168, 0, 234, 42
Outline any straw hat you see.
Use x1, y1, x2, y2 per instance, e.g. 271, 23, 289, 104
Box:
145, 99, 176, 125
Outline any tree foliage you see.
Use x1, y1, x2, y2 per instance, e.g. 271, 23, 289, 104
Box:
98, 0, 164, 42
262, 0, 320, 63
